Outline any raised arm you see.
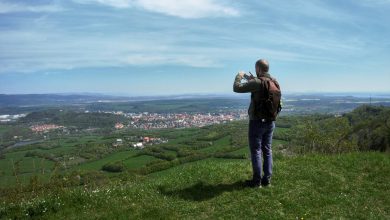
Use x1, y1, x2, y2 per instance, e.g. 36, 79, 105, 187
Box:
233, 72, 260, 93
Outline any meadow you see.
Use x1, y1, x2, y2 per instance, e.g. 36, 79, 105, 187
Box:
0, 105, 389, 219
1, 151, 388, 219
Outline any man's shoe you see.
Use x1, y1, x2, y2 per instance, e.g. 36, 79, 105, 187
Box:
245, 180, 261, 188
261, 179, 271, 187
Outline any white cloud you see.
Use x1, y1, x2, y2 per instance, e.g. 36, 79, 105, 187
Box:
0, 0, 381, 75
73, 0, 239, 18
358, 0, 390, 6
0, 2, 63, 14
0, 29, 222, 73
255, 0, 355, 22
136, 0, 239, 18
73, 0, 132, 8
122, 54, 220, 67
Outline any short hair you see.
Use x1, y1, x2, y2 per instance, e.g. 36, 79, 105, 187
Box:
255, 59, 269, 72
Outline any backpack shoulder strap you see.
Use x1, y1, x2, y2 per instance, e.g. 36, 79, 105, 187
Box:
259, 76, 269, 81
259, 76, 270, 87
271, 78, 280, 90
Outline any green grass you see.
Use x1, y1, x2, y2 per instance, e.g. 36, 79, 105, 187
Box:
0, 125, 10, 134
0, 155, 55, 187
74, 149, 138, 171
1, 116, 389, 219
123, 155, 157, 169
0, 171, 51, 187
0, 144, 71, 186
229, 146, 248, 156
1, 152, 388, 219
37, 145, 76, 154
0, 133, 135, 186
1, 151, 53, 173
198, 135, 231, 153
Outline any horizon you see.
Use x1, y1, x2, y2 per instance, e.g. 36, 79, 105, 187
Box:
0, 0, 389, 94
1, 91, 390, 99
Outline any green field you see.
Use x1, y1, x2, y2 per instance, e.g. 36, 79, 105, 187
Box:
123, 155, 157, 169
0, 120, 250, 187
73, 149, 138, 171
198, 135, 231, 153
0, 107, 389, 219
0, 133, 123, 186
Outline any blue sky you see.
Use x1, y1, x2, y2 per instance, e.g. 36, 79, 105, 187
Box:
0, 0, 389, 96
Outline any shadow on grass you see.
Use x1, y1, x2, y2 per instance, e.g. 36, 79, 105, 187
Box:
158, 180, 245, 202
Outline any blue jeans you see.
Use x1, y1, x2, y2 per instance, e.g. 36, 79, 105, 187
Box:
248, 119, 275, 184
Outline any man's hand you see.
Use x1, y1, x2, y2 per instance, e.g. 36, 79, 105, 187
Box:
237, 71, 246, 78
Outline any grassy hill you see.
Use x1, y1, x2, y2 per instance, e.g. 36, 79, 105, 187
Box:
1, 152, 389, 219
1, 106, 389, 219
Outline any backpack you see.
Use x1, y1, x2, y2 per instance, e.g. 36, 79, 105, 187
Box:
254, 77, 282, 120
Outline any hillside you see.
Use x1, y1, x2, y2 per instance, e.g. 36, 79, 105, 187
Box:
1, 152, 389, 219
1, 105, 389, 219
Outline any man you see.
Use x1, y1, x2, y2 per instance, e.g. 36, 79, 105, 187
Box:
233, 59, 280, 188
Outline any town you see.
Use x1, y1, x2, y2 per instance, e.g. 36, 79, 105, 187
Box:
5, 110, 248, 150
111, 110, 248, 129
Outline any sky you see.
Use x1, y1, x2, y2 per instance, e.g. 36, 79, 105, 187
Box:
0, 0, 389, 96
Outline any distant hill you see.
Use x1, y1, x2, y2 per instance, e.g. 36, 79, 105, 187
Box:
0, 94, 127, 107
0, 93, 243, 107
19, 109, 128, 129
1, 93, 390, 115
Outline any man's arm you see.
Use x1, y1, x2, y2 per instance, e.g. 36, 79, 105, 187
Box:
233, 72, 260, 93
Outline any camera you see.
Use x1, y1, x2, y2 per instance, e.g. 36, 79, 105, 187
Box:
243, 71, 254, 81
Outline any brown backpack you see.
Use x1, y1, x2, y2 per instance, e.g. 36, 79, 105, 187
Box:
255, 77, 282, 120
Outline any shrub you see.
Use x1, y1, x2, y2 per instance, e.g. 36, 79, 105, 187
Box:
102, 162, 124, 172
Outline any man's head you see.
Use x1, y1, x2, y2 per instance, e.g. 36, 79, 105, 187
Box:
255, 59, 269, 76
